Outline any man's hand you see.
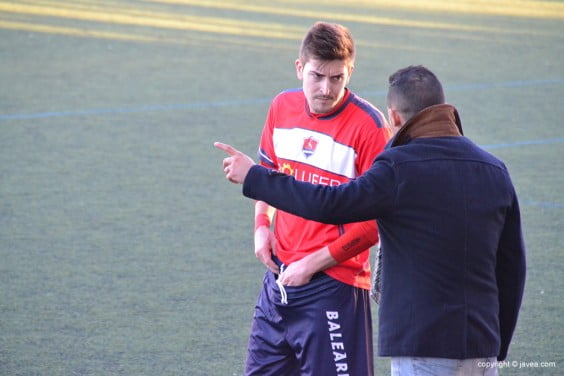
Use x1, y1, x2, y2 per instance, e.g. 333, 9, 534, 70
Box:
214, 142, 256, 184
254, 226, 279, 274
278, 246, 337, 287
278, 257, 315, 286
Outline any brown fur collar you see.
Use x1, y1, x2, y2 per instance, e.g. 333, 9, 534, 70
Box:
391, 104, 463, 147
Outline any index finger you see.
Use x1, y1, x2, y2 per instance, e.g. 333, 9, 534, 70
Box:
214, 142, 239, 156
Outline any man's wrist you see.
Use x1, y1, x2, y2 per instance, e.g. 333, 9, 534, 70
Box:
254, 213, 271, 231
301, 246, 336, 274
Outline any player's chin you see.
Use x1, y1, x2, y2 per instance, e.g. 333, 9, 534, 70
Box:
311, 101, 336, 114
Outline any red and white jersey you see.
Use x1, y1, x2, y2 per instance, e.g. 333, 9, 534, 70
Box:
258, 88, 392, 289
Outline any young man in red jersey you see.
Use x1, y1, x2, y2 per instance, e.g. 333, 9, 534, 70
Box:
244, 22, 391, 375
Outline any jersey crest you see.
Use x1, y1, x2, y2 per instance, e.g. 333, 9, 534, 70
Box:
302, 136, 318, 158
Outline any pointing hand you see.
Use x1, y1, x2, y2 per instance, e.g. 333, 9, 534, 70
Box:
214, 142, 256, 184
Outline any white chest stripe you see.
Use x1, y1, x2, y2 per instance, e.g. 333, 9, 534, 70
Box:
273, 128, 357, 179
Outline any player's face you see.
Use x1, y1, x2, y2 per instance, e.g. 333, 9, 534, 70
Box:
296, 58, 352, 114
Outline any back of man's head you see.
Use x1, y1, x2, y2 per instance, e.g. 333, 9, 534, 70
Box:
299, 22, 355, 67
387, 65, 445, 122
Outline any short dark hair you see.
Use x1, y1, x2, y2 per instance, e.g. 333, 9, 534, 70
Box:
387, 65, 445, 121
299, 22, 355, 66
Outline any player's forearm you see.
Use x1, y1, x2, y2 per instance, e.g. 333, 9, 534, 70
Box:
255, 200, 273, 217
299, 246, 337, 275
328, 221, 379, 263
288, 222, 378, 284
254, 200, 275, 229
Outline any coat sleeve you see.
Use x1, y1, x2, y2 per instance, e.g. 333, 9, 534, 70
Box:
496, 191, 526, 361
242, 159, 395, 225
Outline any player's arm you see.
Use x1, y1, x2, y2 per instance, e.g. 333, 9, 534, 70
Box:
279, 220, 378, 286
254, 200, 279, 274
327, 220, 378, 263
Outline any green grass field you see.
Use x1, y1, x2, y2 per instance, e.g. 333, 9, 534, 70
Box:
1, 1, 563, 375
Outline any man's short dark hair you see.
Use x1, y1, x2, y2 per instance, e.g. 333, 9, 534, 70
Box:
387, 65, 445, 121
299, 22, 355, 67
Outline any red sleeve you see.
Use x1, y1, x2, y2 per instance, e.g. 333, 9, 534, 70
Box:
356, 120, 392, 175
328, 220, 379, 263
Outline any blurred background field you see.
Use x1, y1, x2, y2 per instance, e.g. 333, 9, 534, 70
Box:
1, 1, 563, 375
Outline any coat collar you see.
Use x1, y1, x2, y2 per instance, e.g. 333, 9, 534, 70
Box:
391, 104, 463, 147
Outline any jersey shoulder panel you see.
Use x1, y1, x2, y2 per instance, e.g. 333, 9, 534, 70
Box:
348, 92, 387, 129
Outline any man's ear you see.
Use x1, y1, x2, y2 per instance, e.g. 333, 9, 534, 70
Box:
295, 59, 304, 80
387, 107, 403, 129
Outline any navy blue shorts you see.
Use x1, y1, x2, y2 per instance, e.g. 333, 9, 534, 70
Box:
245, 268, 373, 375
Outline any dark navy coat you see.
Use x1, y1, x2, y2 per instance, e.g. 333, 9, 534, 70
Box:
242, 132, 526, 361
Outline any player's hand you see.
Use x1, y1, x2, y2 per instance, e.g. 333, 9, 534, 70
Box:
214, 142, 256, 184
279, 246, 335, 286
279, 258, 314, 286
254, 226, 279, 274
